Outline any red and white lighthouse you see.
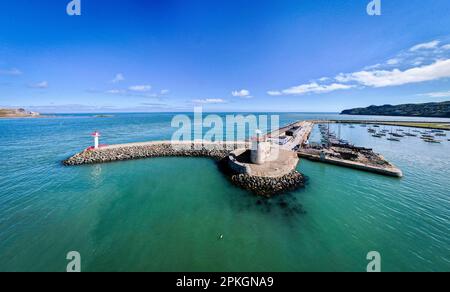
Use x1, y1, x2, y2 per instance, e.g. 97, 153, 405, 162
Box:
91, 131, 101, 149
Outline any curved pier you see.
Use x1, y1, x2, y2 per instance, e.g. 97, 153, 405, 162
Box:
64, 141, 305, 197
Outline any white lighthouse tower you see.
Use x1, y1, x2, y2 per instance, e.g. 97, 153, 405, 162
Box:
91, 131, 101, 149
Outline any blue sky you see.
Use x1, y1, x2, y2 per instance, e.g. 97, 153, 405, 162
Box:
1, 0, 450, 113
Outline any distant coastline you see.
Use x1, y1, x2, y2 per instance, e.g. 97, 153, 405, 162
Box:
0, 108, 43, 119
0, 108, 118, 119
341, 101, 450, 118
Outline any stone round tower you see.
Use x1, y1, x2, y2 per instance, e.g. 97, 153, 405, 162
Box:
251, 129, 271, 165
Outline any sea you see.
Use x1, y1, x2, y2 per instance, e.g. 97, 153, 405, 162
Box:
0, 112, 449, 271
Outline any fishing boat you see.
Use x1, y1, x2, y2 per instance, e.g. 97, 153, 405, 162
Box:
435, 133, 447, 137
372, 134, 383, 138
368, 128, 376, 133
387, 137, 400, 142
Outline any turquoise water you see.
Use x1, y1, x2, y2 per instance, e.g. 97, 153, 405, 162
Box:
0, 113, 449, 272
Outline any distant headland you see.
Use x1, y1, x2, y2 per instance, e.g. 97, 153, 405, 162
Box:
0, 108, 41, 118
341, 101, 450, 118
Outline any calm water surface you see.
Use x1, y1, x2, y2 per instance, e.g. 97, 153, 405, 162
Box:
0, 113, 449, 271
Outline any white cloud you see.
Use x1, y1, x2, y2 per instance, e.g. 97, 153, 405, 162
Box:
129, 85, 152, 92
267, 38, 450, 97
364, 63, 382, 70
232, 89, 251, 98
273, 82, 354, 96
192, 98, 226, 104
106, 89, 126, 94
267, 91, 283, 96
387, 58, 400, 65
335, 59, 450, 88
29, 81, 48, 89
0, 68, 22, 75
111, 73, 125, 83
420, 90, 450, 98
106, 86, 168, 97
411, 57, 425, 66
410, 40, 440, 52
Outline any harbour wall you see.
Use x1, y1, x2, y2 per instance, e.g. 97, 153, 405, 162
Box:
298, 151, 403, 178
63, 141, 249, 166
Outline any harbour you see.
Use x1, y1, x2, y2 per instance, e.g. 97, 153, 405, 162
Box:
331, 120, 450, 130
64, 118, 407, 198
268, 121, 404, 178
64, 120, 447, 182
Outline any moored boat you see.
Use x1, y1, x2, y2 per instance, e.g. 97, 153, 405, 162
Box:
423, 139, 441, 144
404, 133, 417, 137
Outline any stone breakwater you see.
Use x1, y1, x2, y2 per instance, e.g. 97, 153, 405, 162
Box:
63, 142, 247, 166
63, 141, 305, 197
230, 171, 305, 197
